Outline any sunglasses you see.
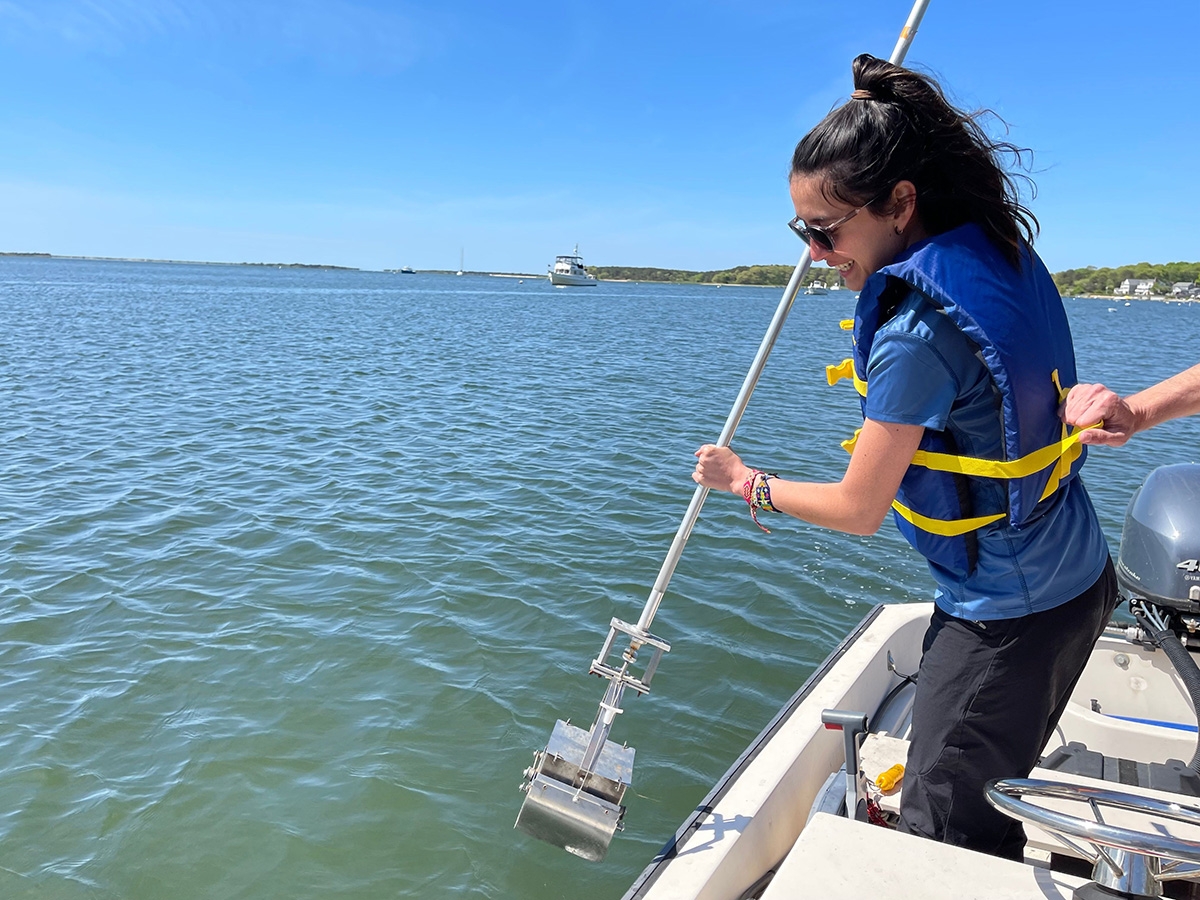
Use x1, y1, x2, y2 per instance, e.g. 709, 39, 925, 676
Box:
788, 191, 888, 252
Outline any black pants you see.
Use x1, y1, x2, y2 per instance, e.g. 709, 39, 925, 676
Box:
897, 557, 1119, 859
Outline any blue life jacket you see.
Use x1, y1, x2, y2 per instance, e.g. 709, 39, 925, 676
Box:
830, 223, 1087, 575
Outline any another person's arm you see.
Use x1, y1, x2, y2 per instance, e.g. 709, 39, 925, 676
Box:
692, 418, 923, 535
1064, 363, 1200, 446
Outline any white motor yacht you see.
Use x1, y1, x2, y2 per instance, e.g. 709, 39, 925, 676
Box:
549, 245, 597, 287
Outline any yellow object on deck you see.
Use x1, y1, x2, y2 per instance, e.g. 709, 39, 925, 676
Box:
875, 763, 905, 794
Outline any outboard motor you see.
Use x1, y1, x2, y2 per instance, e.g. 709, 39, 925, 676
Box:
1118, 463, 1200, 639
1117, 463, 1200, 772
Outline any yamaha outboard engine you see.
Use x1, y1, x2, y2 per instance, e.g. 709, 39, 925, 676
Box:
1117, 463, 1200, 773
1118, 463, 1200, 641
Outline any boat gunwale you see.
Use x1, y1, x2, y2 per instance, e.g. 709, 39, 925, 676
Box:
622, 603, 887, 900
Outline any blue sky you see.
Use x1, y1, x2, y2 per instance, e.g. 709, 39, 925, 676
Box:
1, 0, 1196, 274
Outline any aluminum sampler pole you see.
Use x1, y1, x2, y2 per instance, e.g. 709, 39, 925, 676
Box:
516, 0, 934, 861
636, 0, 933, 636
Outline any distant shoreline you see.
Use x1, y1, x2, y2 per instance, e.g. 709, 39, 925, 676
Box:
3, 252, 1196, 301
0, 251, 357, 271
0, 254, 783, 285
1070, 293, 1197, 303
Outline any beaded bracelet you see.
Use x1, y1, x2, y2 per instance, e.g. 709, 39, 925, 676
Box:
742, 469, 780, 533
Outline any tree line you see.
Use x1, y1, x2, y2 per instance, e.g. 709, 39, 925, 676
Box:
1051, 262, 1200, 296
587, 264, 839, 287
586, 260, 1200, 295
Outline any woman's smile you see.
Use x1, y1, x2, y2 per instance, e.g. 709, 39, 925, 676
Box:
788, 175, 919, 291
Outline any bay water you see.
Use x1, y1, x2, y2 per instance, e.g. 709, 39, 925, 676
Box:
2, 256, 1198, 899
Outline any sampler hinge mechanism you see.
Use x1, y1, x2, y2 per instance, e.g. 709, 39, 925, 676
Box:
589, 617, 671, 696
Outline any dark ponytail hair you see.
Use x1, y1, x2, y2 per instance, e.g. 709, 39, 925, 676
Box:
790, 54, 1038, 268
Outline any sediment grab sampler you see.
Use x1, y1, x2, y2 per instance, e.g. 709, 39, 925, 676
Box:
513, 0, 935, 862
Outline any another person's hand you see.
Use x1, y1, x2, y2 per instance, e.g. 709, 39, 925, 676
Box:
693, 444, 753, 494
1062, 382, 1137, 446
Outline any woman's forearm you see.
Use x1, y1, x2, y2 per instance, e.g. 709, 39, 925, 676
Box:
692, 419, 923, 536
763, 477, 893, 535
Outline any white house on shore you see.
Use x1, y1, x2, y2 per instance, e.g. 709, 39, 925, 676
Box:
1114, 278, 1156, 297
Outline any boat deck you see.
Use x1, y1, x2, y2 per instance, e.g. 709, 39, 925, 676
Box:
765, 813, 1088, 899
626, 602, 1200, 900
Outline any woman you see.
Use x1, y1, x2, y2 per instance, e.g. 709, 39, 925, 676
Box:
693, 54, 1116, 860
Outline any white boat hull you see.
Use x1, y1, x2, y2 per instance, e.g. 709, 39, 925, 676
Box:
549, 272, 597, 286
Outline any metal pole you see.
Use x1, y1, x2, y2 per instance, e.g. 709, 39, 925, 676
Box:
635, 0, 933, 635
889, 0, 932, 65
514, 1, 938, 861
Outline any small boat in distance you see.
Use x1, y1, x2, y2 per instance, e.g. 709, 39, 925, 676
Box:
804, 281, 830, 295
457, 248, 464, 276
548, 245, 597, 287
400, 266, 415, 274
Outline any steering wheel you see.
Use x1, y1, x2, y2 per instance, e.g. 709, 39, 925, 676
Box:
986, 778, 1200, 893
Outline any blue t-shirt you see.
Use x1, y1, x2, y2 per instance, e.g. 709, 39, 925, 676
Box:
864, 290, 1109, 621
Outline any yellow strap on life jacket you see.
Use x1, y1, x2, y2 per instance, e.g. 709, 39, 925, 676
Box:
889, 499, 1007, 536
892, 372, 1099, 535
826, 358, 868, 397
892, 435, 1093, 537
835, 365, 1096, 537
1039, 369, 1085, 503
908, 429, 1087, 480
827, 309, 1095, 534
841, 422, 1093, 473
841, 428, 861, 454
